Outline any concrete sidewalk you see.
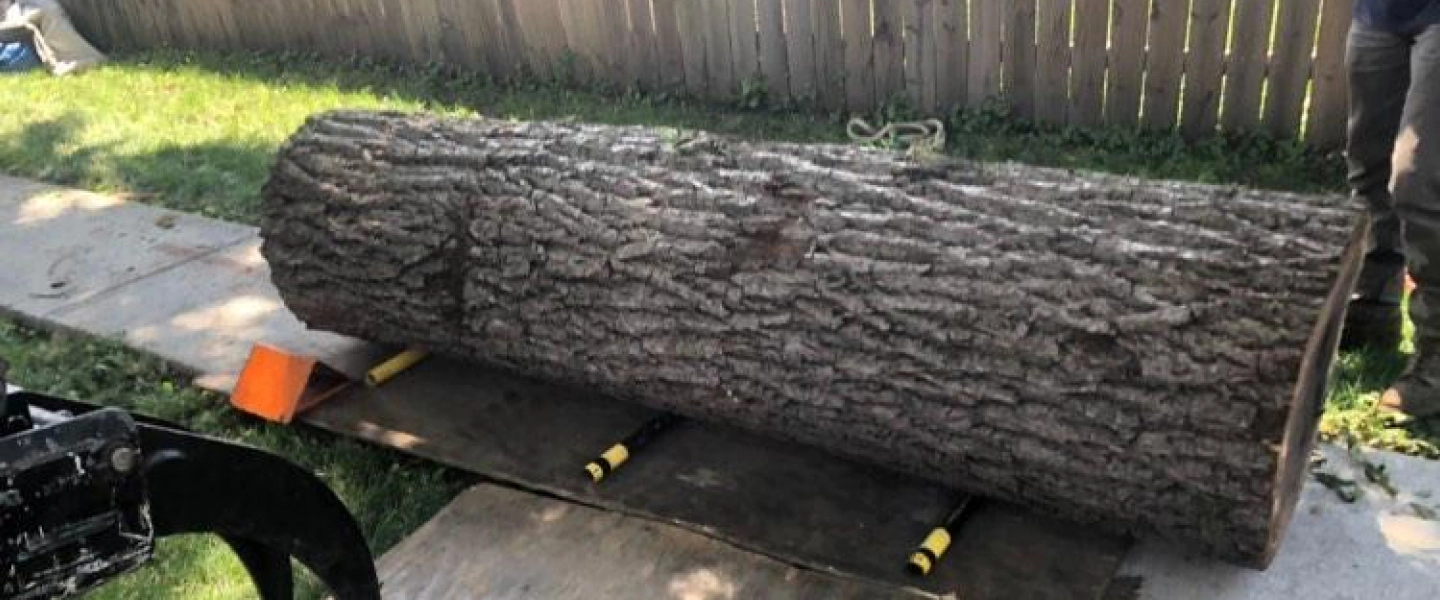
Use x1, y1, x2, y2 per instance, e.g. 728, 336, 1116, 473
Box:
2, 175, 1437, 599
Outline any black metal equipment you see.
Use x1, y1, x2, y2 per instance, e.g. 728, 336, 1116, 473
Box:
0, 363, 381, 600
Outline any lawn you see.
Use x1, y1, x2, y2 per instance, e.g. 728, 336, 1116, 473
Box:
0, 49, 1433, 598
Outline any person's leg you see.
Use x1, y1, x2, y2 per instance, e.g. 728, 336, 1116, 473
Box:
1342, 22, 1412, 350
1383, 22, 1440, 418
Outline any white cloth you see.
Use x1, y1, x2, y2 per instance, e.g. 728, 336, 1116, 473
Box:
0, 0, 105, 75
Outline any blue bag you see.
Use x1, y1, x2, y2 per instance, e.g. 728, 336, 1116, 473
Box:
0, 40, 41, 73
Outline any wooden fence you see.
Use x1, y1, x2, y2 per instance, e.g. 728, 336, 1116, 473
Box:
59, 0, 1356, 147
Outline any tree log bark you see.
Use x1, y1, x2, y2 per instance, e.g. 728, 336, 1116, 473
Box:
260, 111, 1363, 567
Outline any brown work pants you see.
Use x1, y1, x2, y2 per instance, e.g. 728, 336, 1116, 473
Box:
1347, 21, 1440, 346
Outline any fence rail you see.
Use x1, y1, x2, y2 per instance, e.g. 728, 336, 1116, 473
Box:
60, 0, 1355, 147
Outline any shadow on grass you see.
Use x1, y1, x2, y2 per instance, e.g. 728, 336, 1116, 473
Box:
0, 113, 273, 222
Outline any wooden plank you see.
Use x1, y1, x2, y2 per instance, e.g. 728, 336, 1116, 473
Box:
705, 0, 737, 97
785, 0, 819, 102
675, 0, 710, 96
652, 0, 688, 91
934, 0, 968, 113
872, 0, 904, 106
1004, 0, 1038, 120
378, 485, 924, 600
556, 0, 596, 82
1141, 0, 1188, 131
512, 0, 567, 80
626, 0, 660, 89
903, 0, 929, 111
841, 0, 875, 111
1181, 0, 1233, 137
601, 0, 633, 86
493, 0, 527, 81
730, 0, 762, 89
812, 0, 846, 111
1034, 0, 1072, 124
1264, 0, 1323, 138
1068, 0, 1107, 126
1104, 0, 1149, 127
1307, 0, 1353, 148
968, 0, 1004, 108
1222, 0, 1278, 131
301, 356, 1131, 599
758, 0, 791, 103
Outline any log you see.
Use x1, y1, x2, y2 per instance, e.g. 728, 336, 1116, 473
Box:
260, 111, 1363, 567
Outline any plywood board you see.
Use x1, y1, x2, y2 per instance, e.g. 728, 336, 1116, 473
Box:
377, 484, 924, 599
303, 356, 1130, 599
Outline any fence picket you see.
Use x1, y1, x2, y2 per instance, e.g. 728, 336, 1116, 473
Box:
758, 0, 790, 102
1034, 0, 1072, 124
812, 0, 845, 110
64, 0, 1361, 147
705, 0, 737, 97
1307, 0, 1353, 148
841, 0, 875, 111
1069, 0, 1108, 126
785, 0, 818, 102
1140, 0, 1187, 130
933, 0, 968, 113
1264, 0, 1323, 137
625, 0, 659, 89
873, 0, 904, 106
674, 0, 710, 96
730, 0, 762, 90
1104, 0, 1147, 127
652, 0, 688, 91
1004, 1, 1037, 120
968, 0, 1003, 108
1222, 0, 1277, 131
1181, 0, 1233, 137
903, 0, 928, 112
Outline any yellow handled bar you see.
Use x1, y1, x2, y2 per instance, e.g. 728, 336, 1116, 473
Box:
584, 444, 632, 483
905, 494, 975, 577
365, 349, 429, 387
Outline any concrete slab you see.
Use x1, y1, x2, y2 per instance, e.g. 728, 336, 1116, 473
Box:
1123, 444, 1440, 600
0, 175, 254, 318
46, 238, 372, 392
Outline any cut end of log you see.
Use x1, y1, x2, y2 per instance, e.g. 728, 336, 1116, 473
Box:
1259, 219, 1368, 568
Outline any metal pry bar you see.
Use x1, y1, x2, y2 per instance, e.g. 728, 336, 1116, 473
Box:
585, 413, 683, 483
906, 493, 978, 577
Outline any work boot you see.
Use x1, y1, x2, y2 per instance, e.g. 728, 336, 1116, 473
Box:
1340, 299, 1404, 352
1380, 352, 1440, 419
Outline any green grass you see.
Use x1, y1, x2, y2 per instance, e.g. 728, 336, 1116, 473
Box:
0, 50, 1345, 224
0, 320, 474, 599
0, 47, 1430, 597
